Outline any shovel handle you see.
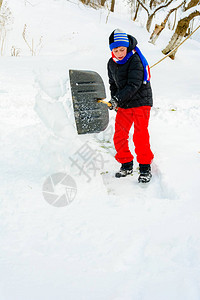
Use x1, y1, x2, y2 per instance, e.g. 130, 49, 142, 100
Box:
97, 99, 112, 107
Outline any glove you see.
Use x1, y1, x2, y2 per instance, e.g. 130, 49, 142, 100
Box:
108, 97, 118, 111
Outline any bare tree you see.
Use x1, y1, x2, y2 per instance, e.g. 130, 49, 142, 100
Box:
110, 0, 115, 12
101, 0, 106, 6
149, 0, 185, 44
136, 0, 175, 32
133, 1, 140, 21
162, 0, 200, 59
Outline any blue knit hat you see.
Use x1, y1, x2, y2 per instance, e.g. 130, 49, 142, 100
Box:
109, 29, 129, 51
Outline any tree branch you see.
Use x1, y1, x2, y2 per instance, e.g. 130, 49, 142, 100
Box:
185, 0, 200, 10
154, 0, 174, 15
163, 0, 186, 24
136, 0, 150, 16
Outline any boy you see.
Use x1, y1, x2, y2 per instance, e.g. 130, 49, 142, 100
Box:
107, 29, 154, 183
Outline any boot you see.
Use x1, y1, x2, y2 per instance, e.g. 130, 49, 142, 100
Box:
115, 161, 133, 178
138, 164, 152, 183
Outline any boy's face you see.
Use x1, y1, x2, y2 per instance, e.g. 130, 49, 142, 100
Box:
112, 46, 127, 60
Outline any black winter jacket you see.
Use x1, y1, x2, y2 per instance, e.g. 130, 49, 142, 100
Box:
107, 35, 153, 109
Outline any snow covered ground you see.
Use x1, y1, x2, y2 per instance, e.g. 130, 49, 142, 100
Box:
0, 0, 200, 299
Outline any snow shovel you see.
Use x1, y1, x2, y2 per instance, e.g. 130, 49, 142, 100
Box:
69, 69, 110, 134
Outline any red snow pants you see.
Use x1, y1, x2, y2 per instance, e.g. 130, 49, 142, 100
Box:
113, 106, 154, 165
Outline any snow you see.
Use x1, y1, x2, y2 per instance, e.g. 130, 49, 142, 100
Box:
0, 0, 200, 299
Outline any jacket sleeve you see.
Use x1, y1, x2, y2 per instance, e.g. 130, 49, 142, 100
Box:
115, 54, 144, 106
107, 61, 117, 98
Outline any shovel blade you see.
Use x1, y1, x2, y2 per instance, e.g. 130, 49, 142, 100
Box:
69, 69, 109, 134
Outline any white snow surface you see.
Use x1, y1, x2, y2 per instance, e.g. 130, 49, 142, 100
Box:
1, 1, 200, 299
